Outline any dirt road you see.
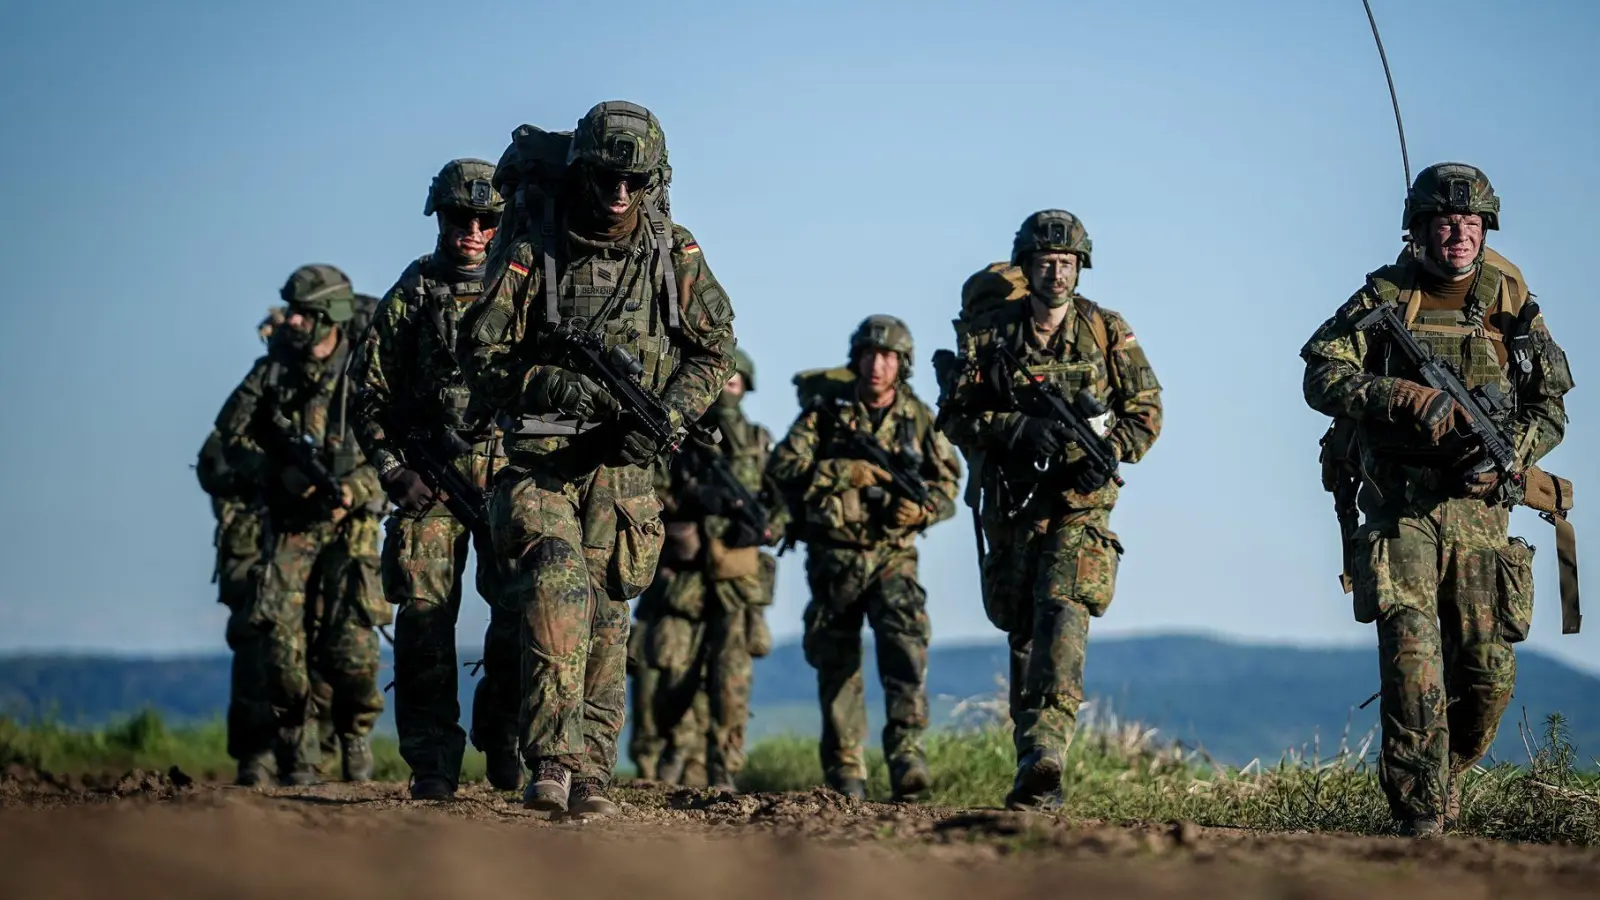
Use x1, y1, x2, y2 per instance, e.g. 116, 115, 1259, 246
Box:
3, 768, 1597, 899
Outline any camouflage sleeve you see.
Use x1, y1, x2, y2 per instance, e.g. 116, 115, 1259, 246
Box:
661, 225, 736, 425
1301, 288, 1404, 422
918, 405, 963, 525
461, 240, 539, 412
1515, 314, 1573, 467
937, 332, 1025, 454
754, 423, 792, 541
766, 407, 827, 501
214, 355, 274, 482
342, 452, 383, 509
1101, 311, 1162, 463
348, 270, 416, 471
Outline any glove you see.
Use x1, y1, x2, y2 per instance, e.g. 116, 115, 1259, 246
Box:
1069, 460, 1112, 494
890, 497, 928, 528
615, 426, 663, 467
1389, 380, 1466, 445
1011, 416, 1070, 459
381, 466, 436, 512
1461, 469, 1501, 499
840, 460, 892, 489
524, 367, 620, 422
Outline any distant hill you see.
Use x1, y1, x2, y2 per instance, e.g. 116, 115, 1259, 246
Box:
3, 633, 1596, 766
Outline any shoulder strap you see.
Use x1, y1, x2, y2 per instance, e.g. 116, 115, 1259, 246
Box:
648, 205, 680, 331
540, 192, 560, 327
1073, 295, 1109, 356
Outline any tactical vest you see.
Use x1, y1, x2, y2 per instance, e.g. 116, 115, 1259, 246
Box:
1004, 296, 1114, 410
399, 255, 489, 434
263, 343, 360, 482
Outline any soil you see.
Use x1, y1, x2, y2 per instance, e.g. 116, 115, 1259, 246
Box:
2, 766, 1597, 899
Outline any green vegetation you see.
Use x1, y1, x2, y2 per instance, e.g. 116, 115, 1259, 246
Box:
739, 701, 1600, 845
5, 703, 1598, 845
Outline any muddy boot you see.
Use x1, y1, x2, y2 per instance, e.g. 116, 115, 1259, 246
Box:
234, 752, 272, 788
485, 747, 524, 792
828, 775, 868, 800
890, 754, 931, 801
1004, 747, 1063, 810
707, 765, 738, 794
568, 779, 620, 817
1444, 773, 1463, 830
680, 757, 709, 788
1399, 816, 1444, 839
655, 751, 686, 786
409, 774, 456, 801
340, 735, 374, 783
523, 759, 572, 815
275, 733, 320, 787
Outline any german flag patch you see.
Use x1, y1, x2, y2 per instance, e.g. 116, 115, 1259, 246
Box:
508, 261, 529, 276
681, 242, 701, 256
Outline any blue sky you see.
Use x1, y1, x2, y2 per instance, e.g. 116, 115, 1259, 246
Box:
1, 0, 1596, 673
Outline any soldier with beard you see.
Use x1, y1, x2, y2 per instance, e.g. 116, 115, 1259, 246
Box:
351, 160, 524, 799
628, 349, 782, 790
461, 101, 737, 816
215, 264, 390, 785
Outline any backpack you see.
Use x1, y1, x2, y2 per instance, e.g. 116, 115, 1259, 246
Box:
956, 260, 1109, 356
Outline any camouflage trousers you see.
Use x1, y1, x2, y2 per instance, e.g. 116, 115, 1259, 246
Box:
490, 461, 662, 781
627, 611, 710, 785
382, 509, 521, 785
630, 556, 774, 784
253, 514, 389, 770
803, 543, 930, 782
218, 520, 275, 764
980, 504, 1122, 762
1351, 494, 1531, 821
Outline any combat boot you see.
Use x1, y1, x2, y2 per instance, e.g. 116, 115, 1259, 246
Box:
568, 779, 620, 817
1399, 816, 1444, 839
485, 747, 524, 792
655, 752, 686, 786
340, 734, 374, 783
828, 774, 868, 800
1004, 747, 1063, 810
1444, 773, 1463, 830
680, 757, 709, 788
409, 774, 456, 801
275, 735, 320, 787
889, 754, 932, 801
234, 752, 272, 788
523, 759, 572, 815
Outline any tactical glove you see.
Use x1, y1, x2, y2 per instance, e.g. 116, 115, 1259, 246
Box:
1389, 380, 1466, 445
1460, 468, 1502, 499
381, 466, 436, 513
615, 426, 663, 467
1011, 416, 1071, 460
1069, 460, 1113, 494
524, 367, 620, 422
890, 497, 929, 529
840, 460, 892, 490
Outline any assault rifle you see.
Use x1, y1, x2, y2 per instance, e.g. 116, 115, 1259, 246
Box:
685, 436, 772, 545
812, 398, 932, 510
401, 430, 494, 557
263, 412, 348, 510
1355, 299, 1581, 634
995, 345, 1124, 488
547, 325, 686, 453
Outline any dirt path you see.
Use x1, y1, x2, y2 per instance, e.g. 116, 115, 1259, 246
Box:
2, 769, 1597, 899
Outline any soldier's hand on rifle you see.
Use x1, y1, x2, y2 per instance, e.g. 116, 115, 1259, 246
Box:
1069, 459, 1113, 494
328, 484, 355, 523
524, 366, 620, 423
1460, 468, 1501, 499
616, 426, 663, 467
381, 466, 436, 513
890, 497, 929, 529
1389, 380, 1467, 445
1010, 416, 1071, 459
841, 460, 892, 490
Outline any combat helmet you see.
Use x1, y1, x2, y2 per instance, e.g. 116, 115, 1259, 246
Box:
732, 347, 757, 392
849, 314, 914, 380
1403, 162, 1500, 231
1011, 209, 1093, 269
568, 101, 670, 188
424, 158, 504, 218
280, 264, 356, 324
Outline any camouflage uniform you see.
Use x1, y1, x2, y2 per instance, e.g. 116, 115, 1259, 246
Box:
768, 317, 962, 798
1301, 164, 1572, 833
215, 264, 390, 785
461, 101, 736, 814
630, 350, 783, 788
350, 159, 522, 797
938, 211, 1162, 808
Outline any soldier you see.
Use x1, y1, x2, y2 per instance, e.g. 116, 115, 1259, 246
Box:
937, 211, 1162, 809
767, 316, 962, 801
349, 159, 523, 800
196, 428, 276, 786
460, 101, 736, 816
630, 349, 783, 790
1301, 164, 1572, 836
215, 264, 390, 785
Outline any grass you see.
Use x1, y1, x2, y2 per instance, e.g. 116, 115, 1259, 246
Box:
5, 702, 1598, 845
